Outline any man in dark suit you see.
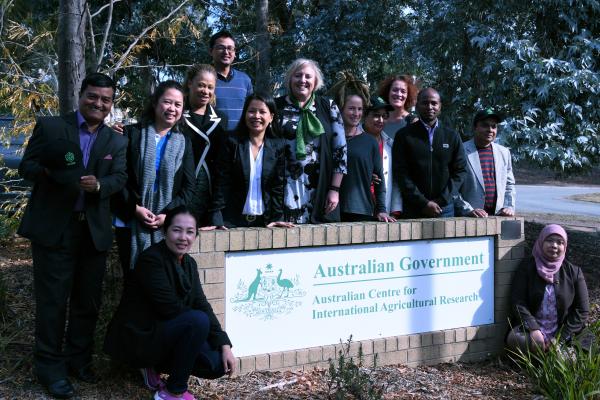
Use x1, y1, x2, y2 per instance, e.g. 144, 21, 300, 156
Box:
392, 88, 467, 218
18, 73, 128, 398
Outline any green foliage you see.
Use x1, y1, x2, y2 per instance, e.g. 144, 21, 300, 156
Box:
509, 322, 600, 399
327, 336, 383, 400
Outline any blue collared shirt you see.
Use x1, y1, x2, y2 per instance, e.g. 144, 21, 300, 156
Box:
74, 111, 102, 211
420, 119, 438, 149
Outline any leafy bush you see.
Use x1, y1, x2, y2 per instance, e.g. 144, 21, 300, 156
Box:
327, 336, 383, 400
509, 322, 600, 399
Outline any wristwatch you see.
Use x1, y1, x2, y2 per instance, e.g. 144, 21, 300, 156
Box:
95, 181, 101, 193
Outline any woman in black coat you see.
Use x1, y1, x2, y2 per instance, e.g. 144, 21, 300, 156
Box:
210, 92, 293, 228
112, 81, 195, 273
104, 206, 235, 400
506, 224, 590, 353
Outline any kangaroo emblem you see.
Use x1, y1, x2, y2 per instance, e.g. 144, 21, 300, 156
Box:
243, 269, 262, 301
277, 269, 294, 297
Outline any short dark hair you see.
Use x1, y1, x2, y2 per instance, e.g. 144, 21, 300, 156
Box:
141, 80, 184, 126
235, 92, 280, 138
163, 205, 197, 233
209, 30, 235, 49
80, 73, 117, 98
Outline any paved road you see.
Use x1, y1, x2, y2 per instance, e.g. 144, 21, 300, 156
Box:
517, 185, 600, 217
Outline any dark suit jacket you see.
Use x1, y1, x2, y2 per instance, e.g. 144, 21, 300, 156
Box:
111, 123, 196, 222
18, 112, 128, 251
510, 257, 589, 343
392, 120, 466, 214
104, 241, 231, 367
210, 133, 285, 227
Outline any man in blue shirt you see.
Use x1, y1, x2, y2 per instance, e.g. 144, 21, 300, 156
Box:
209, 30, 253, 132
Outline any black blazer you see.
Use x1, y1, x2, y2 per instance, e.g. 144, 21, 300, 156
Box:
111, 123, 196, 222
181, 106, 228, 176
210, 133, 285, 227
18, 112, 128, 251
392, 120, 466, 213
510, 257, 589, 342
104, 241, 232, 367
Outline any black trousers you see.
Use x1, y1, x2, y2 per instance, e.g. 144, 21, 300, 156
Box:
31, 216, 107, 384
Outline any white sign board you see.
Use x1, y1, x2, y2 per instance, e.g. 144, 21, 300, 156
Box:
225, 237, 494, 357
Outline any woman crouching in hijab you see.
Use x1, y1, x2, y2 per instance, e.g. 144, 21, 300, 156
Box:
506, 224, 591, 353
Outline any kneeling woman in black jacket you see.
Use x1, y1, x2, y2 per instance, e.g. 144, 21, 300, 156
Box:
506, 224, 590, 353
105, 206, 235, 400
210, 92, 294, 228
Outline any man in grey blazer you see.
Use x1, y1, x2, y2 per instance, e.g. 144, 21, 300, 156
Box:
455, 109, 515, 217
18, 73, 127, 398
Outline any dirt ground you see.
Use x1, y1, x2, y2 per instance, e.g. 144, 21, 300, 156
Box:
1, 215, 598, 399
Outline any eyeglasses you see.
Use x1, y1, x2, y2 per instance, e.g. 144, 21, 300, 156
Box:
214, 45, 236, 53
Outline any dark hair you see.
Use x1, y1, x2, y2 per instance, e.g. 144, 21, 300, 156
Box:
328, 71, 370, 111
235, 92, 280, 138
141, 80, 184, 127
377, 75, 419, 112
80, 73, 117, 99
163, 205, 197, 233
209, 30, 235, 49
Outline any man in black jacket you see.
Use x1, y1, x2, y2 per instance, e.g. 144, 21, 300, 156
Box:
392, 88, 466, 218
18, 73, 128, 398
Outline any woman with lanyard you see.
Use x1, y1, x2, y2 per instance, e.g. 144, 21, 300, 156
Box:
210, 93, 293, 228
105, 206, 235, 400
329, 73, 395, 223
112, 80, 195, 276
362, 95, 403, 218
275, 58, 347, 224
377, 74, 419, 139
180, 64, 227, 227
507, 224, 591, 353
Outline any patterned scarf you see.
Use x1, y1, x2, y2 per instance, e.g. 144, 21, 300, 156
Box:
532, 224, 568, 283
130, 124, 185, 268
292, 93, 325, 159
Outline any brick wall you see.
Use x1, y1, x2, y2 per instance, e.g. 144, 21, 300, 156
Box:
190, 217, 525, 372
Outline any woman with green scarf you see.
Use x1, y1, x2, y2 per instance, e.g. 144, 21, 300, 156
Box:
275, 59, 347, 224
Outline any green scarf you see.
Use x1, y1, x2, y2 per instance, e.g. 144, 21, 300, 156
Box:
292, 93, 325, 160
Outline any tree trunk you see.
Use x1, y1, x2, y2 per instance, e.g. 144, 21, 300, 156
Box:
57, 0, 87, 115
254, 0, 271, 93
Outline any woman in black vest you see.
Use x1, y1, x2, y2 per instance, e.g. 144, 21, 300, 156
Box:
275, 58, 347, 224
210, 93, 293, 228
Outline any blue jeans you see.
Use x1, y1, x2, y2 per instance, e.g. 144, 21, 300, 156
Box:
159, 310, 225, 393
439, 201, 454, 217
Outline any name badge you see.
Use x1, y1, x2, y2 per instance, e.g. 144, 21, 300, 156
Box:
442, 143, 449, 148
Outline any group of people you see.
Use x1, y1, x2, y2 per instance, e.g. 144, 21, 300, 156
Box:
16, 29, 590, 400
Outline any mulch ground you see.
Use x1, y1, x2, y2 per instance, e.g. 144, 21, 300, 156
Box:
1, 218, 598, 399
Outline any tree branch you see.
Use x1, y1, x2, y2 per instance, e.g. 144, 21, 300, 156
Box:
95, 0, 114, 70
90, 0, 123, 18
86, 3, 97, 64
109, 0, 190, 74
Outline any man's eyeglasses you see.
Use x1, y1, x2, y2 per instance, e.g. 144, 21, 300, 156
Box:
214, 45, 236, 53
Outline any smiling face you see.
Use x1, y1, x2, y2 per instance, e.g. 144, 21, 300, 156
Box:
290, 65, 317, 102
245, 99, 274, 137
363, 109, 389, 135
188, 71, 216, 111
416, 89, 441, 124
473, 117, 499, 148
542, 234, 566, 261
341, 95, 364, 129
78, 85, 114, 128
165, 213, 197, 258
388, 79, 408, 111
154, 88, 184, 129
210, 37, 236, 69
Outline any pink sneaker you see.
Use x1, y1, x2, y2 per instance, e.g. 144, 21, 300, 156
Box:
153, 389, 196, 400
140, 368, 165, 390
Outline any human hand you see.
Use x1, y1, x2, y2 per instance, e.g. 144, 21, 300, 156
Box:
390, 211, 402, 219
377, 212, 396, 222
267, 221, 296, 228
79, 175, 99, 192
468, 209, 488, 218
371, 173, 382, 185
324, 190, 339, 214
422, 201, 442, 217
529, 330, 547, 351
112, 122, 125, 134
221, 345, 236, 376
498, 207, 514, 216
135, 205, 156, 228
151, 213, 166, 229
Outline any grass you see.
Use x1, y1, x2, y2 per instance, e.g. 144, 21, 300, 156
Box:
567, 193, 600, 204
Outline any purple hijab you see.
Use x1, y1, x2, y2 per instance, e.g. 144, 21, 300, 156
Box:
532, 224, 568, 283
